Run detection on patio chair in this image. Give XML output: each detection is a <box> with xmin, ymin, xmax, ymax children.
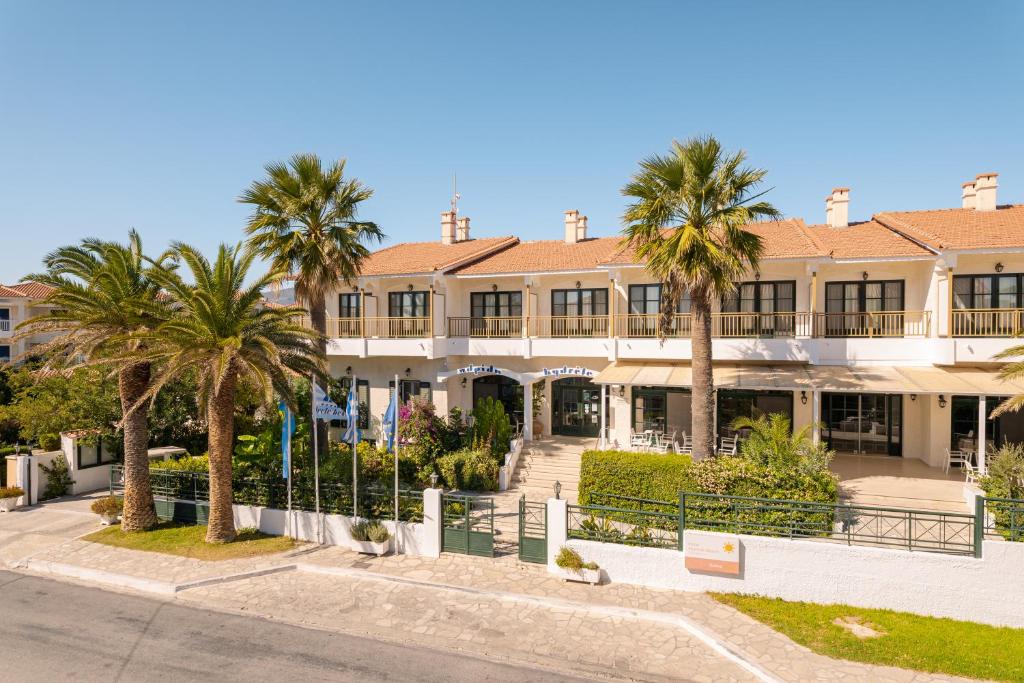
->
<box><xmin>944</xmin><ymin>448</ymin><xmax>970</xmax><ymax>474</ymax></box>
<box><xmin>629</xmin><ymin>431</ymin><xmax>650</xmax><ymax>452</ymax></box>
<box><xmin>718</xmin><ymin>436</ymin><xmax>738</xmax><ymax>456</ymax></box>
<box><xmin>962</xmin><ymin>461</ymin><xmax>978</xmax><ymax>485</ymax></box>
<box><xmin>676</xmin><ymin>435</ymin><xmax>694</xmax><ymax>455</ymax></box>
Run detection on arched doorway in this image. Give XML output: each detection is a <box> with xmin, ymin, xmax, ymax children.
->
<box><xmin>472</xmin><ymin>375</ymin><xmax>524</xmax><ymax>431</ymax></box>
<box><xmin>551</xmin><ymin>377</ymin><xmax>602</xmax><ymax>437</ymax></box>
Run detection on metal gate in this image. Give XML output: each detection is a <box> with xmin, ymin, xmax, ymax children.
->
<box><xmin>518</xmin><ymin>496</ymin><xmax>547</xmax><ymax>564</ymax></box>
<box><xmin>442</xmin><ymin>493</ymin><xmax>495</xmax><ymax>557</ymax></box>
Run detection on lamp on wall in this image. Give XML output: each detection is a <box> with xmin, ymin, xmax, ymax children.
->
<box><xmin>404</xmin><ymin>367</ymin><xmax>411</xmax><ymax>377</ymax></box>
<box><xmin>575</xmin><ymin>281</ymin><xmax>582</xmax><ymax>289</ymax></box>
<box><xmin>460</xmin><ymin>377</ymin><xmax>467</xmax><ymax>388</ymax></box>
<box><xmin>345</xmin><ymin>366</ymin><xmax>352</xmax><ymax>376</ymax></box>
<box><xmin>618</xmin><ymin>385</ymin><xmax>626</xmax><ymax>398</ymax></box>
<box><xmin>492</xmin><ymin>283</ymin><xmax>498</xmax><ymax>292</ymax></box>
<box><xmin>755</xmin><ymin>272</ymin><xmax>761</xmax><ymax>281</ymax></box>
<box><xmin>407</xmin><ymin>284</ymin><xmax>414</xmax><ymax>291</ymax></box>
<box><xmin>800</xmin><ymin>391</ymin><xmax>807</xmax><ymax>405</ymax></box>
<box><xmin>996</xmin><ymin>262</ymin><xmax>1005</xmax><ymax>273</ymax></box>
<box><xmin>938</xmin><ymin>394</ymin><xmax>947</xmax><ymax>408</ymax></box>
<box><xmin>862</xmin><ymin>271</ymin><xmax>869</xmax><ymax>281</ymax></box>
<box><xmin>910</xmin><ymin>393</ymin><xmax>917</xmax><ymax>401</ymax></box>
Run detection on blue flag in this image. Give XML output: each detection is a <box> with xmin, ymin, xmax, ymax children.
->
<box><xmin>279</xmin><ymin>401</ymin><xmax>296</xmax><ymax>479</ymax></box>
<box><xmin>342</xmin><ymin>383</ymin><xmax>361</xmax><ymax>445</ymax></box>
<box><xmin>313</xmin><ymin>382</ymin><xmax>344</xmax><ymax>421</ymax></box>
<box><xmin>381</xmin><ymin>390</ymin><xmax>397</xmax><ymax>453</ymax></box>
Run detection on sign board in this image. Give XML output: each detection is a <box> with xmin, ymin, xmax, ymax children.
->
<box><xmin>456</xmin><ymin>364</ymin><xmax>503</xmax><ymax>376</ymax></box>
<box><xmin>541</xmin><ymin>365</ymin><xmax>596</xmax><ymax>378</ymax></box>
<box><xmin>684</xmin><ymin>531</ymin><xmax>741</xmax><ymax>576</ymax></box>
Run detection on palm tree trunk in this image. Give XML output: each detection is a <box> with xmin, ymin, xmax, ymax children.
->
<box><xmin>691</xmin><ymin>295</ymin><xmax>715</xmax><ymax>460</ymax></box>
<box><xmin>206</xmin><ymin>371</ymin><xmax>238</xmax><ymax>543</ymax></box>
<box><xmin>309</xmin><ymin>291</ymin><xmax>329</xmax><ymax>460</ymax></box>
<box><xmin>118</xmin><ymin>362</ymin><xmax>158</xmax><ymax>531</ymax></box>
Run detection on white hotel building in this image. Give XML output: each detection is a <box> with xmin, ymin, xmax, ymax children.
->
<box><xmin>322</xmin><ymin>173</ymin><xmax>1024</xmax><ymax>473</ymax></box>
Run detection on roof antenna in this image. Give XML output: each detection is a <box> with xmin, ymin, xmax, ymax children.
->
<box><xmin>451</xmin><ymin>172</ymin><xmax>461</xmax><ymax>214</ymax></box>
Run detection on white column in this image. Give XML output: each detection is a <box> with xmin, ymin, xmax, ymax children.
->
<box><xmin>421</xmin><ymin>488</ymin><xmax>443</xmax><ymax>558</ymax></box>
<box><xmin>978</xmin><ymin>396</ymin><xmax>987</xmax><ymax>473</ymax></box>
<box><xmin>811</xmin><ymin>390</ymin><xmax>822</xmax><ymax>444</ymax></box>
<box><xmin>546</xmin><ymin>497</ymin><xmax>568</xmax><ymax>571</ymax></box>
<box><xmin>523</xmin><ymin>381</ymin><xmax>534</xmax><ymax>441</ymax></box>
<box><xmin>599</xmin><ymin>383</ymin><xmax>607</xmax><ymax>449</ymax></box>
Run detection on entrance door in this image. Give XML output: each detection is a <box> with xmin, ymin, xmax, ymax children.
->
<box><xmin>822</xmin><ymin>393</ymin><xmax>902</xmax><ymax>456</ymax></box>
<box><xmin>551</xmin><ymin>378</ymin><xmax>602</xmax><ymax>437</ymax></box>
<box><xmin>472</xmin><ymin>376</ymin><xmax>524</xmax><ymax>430</ymax></box>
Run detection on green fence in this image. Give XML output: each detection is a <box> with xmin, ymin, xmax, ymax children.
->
<box><xmin>567</xmin><ymin>502</ymin><xmax>679</xmax><ymax>549</ymax></box>
<box><xmin>110</xmin><ymin>466</ymin><xmax>423</xmax><ymax>523</ymax></box>
<box><xmin>983</xmin><ymin>496</ymin><xmax>1024</xmax><ymax>542</ymax></box>
<box><xmin>442</xmin><ymin>493</ymin><xmax>494</xmax><ymax>557</ymax></box>
<box><xmin>518</xmin><ymin>497</ymin><xmax>547</xmax><ymax>564</ymax></box>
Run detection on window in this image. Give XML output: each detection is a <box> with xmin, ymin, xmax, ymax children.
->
<box><xmin>338</xmin><ymin>293</ymin><xmax>360</xmax><ymax>319</ymax></box>
<box><xmin>821</xmin><ymin>393</ymin><xmax>902</xmax><ymax>456</ymax></box>
<box><xmin>716</xmin><ymin>390</ymin><xmax>793</xmax><ymax>439</ymax></box>
<box><xmin>632</xmin><ymin>386</ymin><xmax>690</xmax><ymax>435</ymax></box>
<box><xmin>721</xmin><ymin>281</ymin><xmax>796</xmax><ymax>336</ymax></box>
<box><xmin>628</xmin><ymin>284</ymin><xmax>690</xmax><ymax>315</ymax></box>
<box><xmin>388</xmin><ymin>291</ymin><xmax>428</xmax><ymax>318</ymax></box>
<box><xmin>954</xmin><ymin>274</ymin><xmax>1023</xmax><ymax>310</ymax></box>
<box><xmin>552</xmin><ymin>289</ymin><xmax>608</xmax><ymax>317</ymax></box>
<box><xmin>824</xmin><ymin>280</ymin><xmax>904</xmax><ymax>335</ymax></box>
<box><xmin>334</xmin><ymin>378</ymin><xmax>369</xmax><ymax>430</ymax></box>
<box><xmin>389</xmin><ymin>379</ymin><xmax>432</xmax><ymax>404</ymax></box>
<box><xmin>470</xmin><ymin>291</ymin><xmax>522</xmax><ymax>318</ymax></box>
<box><xmin>0</xmin><ymin>345</ymin><xmax>9</xmax><ymax>363</ymax></box>
<box><xmin>77</xmin><ymin>437</ymin><xmax>118</xmax><ymax>469</ymax></box>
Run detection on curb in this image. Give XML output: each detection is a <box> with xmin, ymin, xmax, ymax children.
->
<box><xmin>20</xmin><ymin>559</ymin><xmax>297</xmax><ymax>595</ymax></box>
<box><xmin>296</xmin><ymin>563</ymin><xmax>781</xmax><ymax>683</ymax></box>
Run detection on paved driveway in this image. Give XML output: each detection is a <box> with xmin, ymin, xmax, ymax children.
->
<box><xmin>0</xmin><ymin>494</ymin><xmax>103</xmax><ymax>566</ymax></box>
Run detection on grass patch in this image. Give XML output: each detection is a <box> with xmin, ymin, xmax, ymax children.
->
<box><xmin>713</xmin><ymin>593</ymin><xmax>1024</xmax><ymax>682</ymax></box>
<box><xmin>83</xmin><ymin>522</ymin><xmax>296</xmax><ymax>561</ymax></box>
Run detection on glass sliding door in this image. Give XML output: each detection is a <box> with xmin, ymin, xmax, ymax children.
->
<box><xmin>551</xmin><ymin>288</ymin><xmax>607</xmax><ymax>336</ymax></box>
<box><xmin>824</xmin><ymin>280</ymin><xmax>904</xmax><ymax>336</ymax></box>
<box><xmin>822</xmin><ymin>393</ymin><xmax>902</xmax><ymax>456</ymax></box>
<box><xmin>551</xmin><ymin>378</ymin><xmax>603</xmax><ymax>437</ymax></box>
<box><xmin>716</xmin><ymin>390</ymin><xmax>794</xmax><ymax>439</ymax></box>
<box><xmin>721</xmin><ymin>281</ymin><xmax>796</xmax><ymax>337</ymax></box>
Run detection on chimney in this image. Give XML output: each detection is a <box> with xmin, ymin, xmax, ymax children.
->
<box><xmin>564</xmin><ymin>209</ymin><xmax>580</xmax><ymax>244</ymax></box>
<box><xmin>456</xmin><ymin>216</ymin><xmax>471</xmax><ymax>242</ymax></box>
<box><xmin>441</xmin><ymin>210</ymin><xmax>457</xmax><ymax>245</ymax></box>
<box><xmin>961</xmin><ymin>181</ymin><xmax>977</xmax><ymax>209</ymax></box>
<box><xmin>828</xmin><ymin>187</ymin><xmax>849</xmax><ymax>228</ymax></box>
<box><xmin>974</xmin><ymin>173</ymin><xmax>998</xmax><ymax>211</ymax></box>
<box><xmin>825</xmin><ymin>195</ymin><xmax>833</xmax><ymax>226</ymax></box>
<box><xmin>576</xmin><ymin>215</ymin><xmax>588</xmax><ymax>241</ymax></box>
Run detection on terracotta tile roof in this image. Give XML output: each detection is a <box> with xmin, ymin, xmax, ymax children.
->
<box><xmin>601</xmin><ymin>219</ymin><xmax>827</xmax><ymax>265</ymax></box>
<box><xmin>358</xmin><ymin>237</ymin><xmax>518</xmax><ymax>276</ymax></box>
<box><xmin>0</xmin><ymin>282</ymin><xmax>54</xmax><ymax>298</ymax></box>
<box><xmin>805</xmin><ymin>220</ymin><xmax>935</xmax><ymax>259</ymax></box>
<box><xmin>874</xmin><ymin>204</ymin><xmax>1024</xmax><ymax>250</ymax></box>
<box><xmin>452</xmin><ymin>236</ymin><xmax>624</xmax><ymax>275</ymax></box>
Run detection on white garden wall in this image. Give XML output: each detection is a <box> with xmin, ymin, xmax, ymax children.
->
<box><xmin>547</xmin><ymin>498</ymin><xmax>1024</xmax><ymax>628</ymax></box>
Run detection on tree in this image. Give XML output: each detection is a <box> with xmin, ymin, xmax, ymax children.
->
<box><xmin>19</xmin><ymin>231</ymin><xmax>169</xmax><ymax>530</ymax></box>
<box><xmin>239</xmin><ymin>154</ymin><xmax>383</xmax><ymax>458</ymax></box>
<box><xmin>139</xmin><ymin>243</ymin><xmax>323</xmax><ymax>543</ymax></box>
<box><xmin>620</xmin><ymin>136</ymin><xmax>780</xmax><ymax>460</ymax></box>
<box><xmin>991</xmin><ymin>344</ymin><xmax>1024</xmax><ymax>418</ymax></box>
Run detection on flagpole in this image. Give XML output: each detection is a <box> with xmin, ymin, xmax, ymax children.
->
<box><xmin>352</xmin><ymin>375</ymin><xmax>359</xmax><ymax>522</ymax></box>
<box><xmin>393</xmin><ymin>373</ymin><xmax>400</xmax><ymax>552</ymax></box>
<box><xmin>312</xmin><ymin>375</ymin><xmax>321</xmax><ymax>544</ymax></box>
<box><xmin>287</xmin><ymin>411</ymin><xmax>293</xmax><ymax>540</ymax></box>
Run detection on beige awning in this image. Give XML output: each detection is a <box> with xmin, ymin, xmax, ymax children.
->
<box><xmin>593</xmin><ymin>362</ymin><xmax>1024</xmax><ymax>396</ymax></box>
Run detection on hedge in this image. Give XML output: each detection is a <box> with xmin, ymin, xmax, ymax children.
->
<box><xmin>578</xmin><ymin>450</ymin><xmax>695</xmax><ymax>507</ymax></box>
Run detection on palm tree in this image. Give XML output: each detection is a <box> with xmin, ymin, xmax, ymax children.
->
<box><xmin>239</xmin><ymin>154</ymin><xmax>383</xmax><ymax>456</ymax></box>
<box><xmin>991</xmin><ymin>344</ymin><xmax>1024</xmax><ymax>417</ymax></box>
<box><xmin>139</xmin><ymin>243</ymin><xmax>323</xmax><ymax>543</ymax></box>
<box><xmin>19</xmin><ymin>231</ymin><xmax>168</xmax><ymax>531</ymax></box>
<box><xmin>621</xmin><ymin>136</ymin><xmax>781</xmax><ymax>460</ymax></box>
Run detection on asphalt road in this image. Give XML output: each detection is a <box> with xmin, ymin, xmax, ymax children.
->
<box><xmin>0</xmin><ymin>570</ymin><xmax>593</xmax><ymax>682</ymax></box>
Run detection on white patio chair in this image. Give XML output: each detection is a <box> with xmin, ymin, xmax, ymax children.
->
<box><xmin>944</xmin><ymin>448</ymin><xmax>970</xmax><ymax>474</ymax></box>
<box><xmin>630</xmin><ymin>430</ymin><xmax>650</xmax><ymax>452</ymax></box>
<box><xmin>962</xmin><ymin>461</ymin><xmax>978</xmax><ymax>485</ymax></box>
<box><xmin>676</xmin><ymin>435</ymin><xmax>694</xmax><ymax>455</ymax></box>
<box><xmin>718</xmin><ymin>436</ymin><xmax>738</xmax><ymax>456</ymax></box>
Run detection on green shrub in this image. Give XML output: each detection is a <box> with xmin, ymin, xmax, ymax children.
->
<box><xmin>734</xmin><ymin>413</ymin><xmax>833</xmax><ymax>475</ymax></box>
<box><xmin>437</xmin><ymin>448</ymin><xmax>499</xmax><ymax>491</ymax></box>
<box><xmin>351</xmin><ymin>520</ymin><xmax>391</xmax><ymax>543</ymax></box>
<box><xmin>688</xmin><ymin>455</ymin><xmax>838</xmax><ymax>503</ymax></box>
<box><xmin>555</xmin><ymin>546</ymin><xmax>598</xmax><ymax>573</ymax></box>
<box><xmin>151</xmin><ymin>455</ymin><xmax>210</xmax><ymax>472</ymax></box>
<box><xmin>0</xmin><ymin>486</ymin><xmax>24</xmax><ymax>498</ymax></box>
<box><xmin>90</xmin><ymin>495</ymin><xmax>123</xmax><ymax>515</ymax></box>
<box><xmin>39</xmin><ymin>433</ymin><xmax>61</xmax><ymax>451</ymax></box>
<box><xmin>980</xmin><ymin>443</ymin><xmax>1024</xmax><ymax>500</ymax></box>
<box><xmin>39</xmin><ymin>452</ymin><xmax>73</xmax><ymax>499</ymax></box>
<box><xmin>578</xmin><ymin>450</ymin><xmax>695</xmax><ymax>506</ymax></box>
<box><xmin>469</xmin><ymin>396</ymin><xmax>512</xmax><ymax>459</ymax></box>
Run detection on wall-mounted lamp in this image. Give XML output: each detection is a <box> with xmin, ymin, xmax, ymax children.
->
<box><xmin>910</xmin><ymin>393</ymin><xmax>917</xmax><ymax>401</ymax></box>
<box><xmin>492</xmin><ymin>284</ymin><xmax>498</xmax><ymax>292</ymax></box>
<box><xmin>345</xmin><ymin>366</ymin><xmax>352</xmax><ymax>376</ymax></box>
<box><xmin>575</xmin><ymin>281</ymin><xmax>582</xmax><ymax>289</ymax></box>
<box><xmin>800</xmin><ymin>391</ymin><xmax>807</xmax><ymax>405</ymax></box>
<box><xmin>755</xmin><ymin>272</ymin><xmax>761</xmax><ymax>281</ymax></box>
<box><xmin>460</xmin><ymin>377</ymin><xmax>467</xmax><ymax>388</ymax></box>
<box><xmin>352</xmin><ymin>286</ymin><xmax>359</xmax><ymax>293</ymax></box>
<box><xmin>407</xmin><ymin>284</ymin><xmax>414</xmax><ymax>291</ymax></box>
<box><xmin>553</xmin><ymin>480</ymin><xmax>562</xmax><ymax>500</ymax></box>
<box><xmin>938</xmin><ymin>394</ymin><xmax>947</xmax><ymax>409</ymax></box>
<box><xmin>862</xmin><ymin>271</ymin><xmax>869</xmax><ymax>281</ymax></box>
<box><xmin>996</xmin><ymin>262</ymin><xmax>1005</xmax><ymax>273</ymax></box>
<box><xmin>404</xmin><ymin>367</ymin><xmax>412</xmax><ymax>377</ymax></box>
<box><xmin>618</xmin><ymin>385</ymin><xmax>626</xmax><ymax>398</ymax></box>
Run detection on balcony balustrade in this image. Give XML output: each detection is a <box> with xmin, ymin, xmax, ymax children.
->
<box><xmin>951</xmin><ymin>309</ymin><xmax>1024</xmax><ymax>337</ymax></box>
<box><xmin>813</xmin><ymin>311</ymin><xmax>931</xmax><ymax>338</ymax></box>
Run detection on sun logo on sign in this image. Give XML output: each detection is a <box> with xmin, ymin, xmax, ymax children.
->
<box><xmin>722</xmin><ymin>542</ymin><xmax>735</xmax><ymax>554</ymax></box>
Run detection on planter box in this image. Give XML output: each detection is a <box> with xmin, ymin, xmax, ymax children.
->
<box><xmin>0</xmin><ymin>496</ymin><xmax>19</xmax><ymax>513</ymax></box>
<box><xmin>349</xmin><ymin>538</ymin><xmax>392</xmax><ymax>556</ymax></box>
<box><xmin>556</xmin><ymin>567</ymin><xmax>602</xmax><ymax>585</ymax></box>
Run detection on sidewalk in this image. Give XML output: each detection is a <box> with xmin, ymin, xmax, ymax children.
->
<box><xmin>3</xmin><ymin>497</ymin><xmax>976</xmax><ymax>683</ymax></box>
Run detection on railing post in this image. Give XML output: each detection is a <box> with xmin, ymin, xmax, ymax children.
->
<box><xmin>974</xmin><ymin>495</ymin><xmax>985</xmax><ymax>558</ymax></box>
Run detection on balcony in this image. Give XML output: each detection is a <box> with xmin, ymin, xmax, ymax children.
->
<box><xmin>0</xmin><ymin>319</ymin><xmax>11</xmax><ymax>337</ymax></box>
<box><xmin>813</xmin><ymin>311</ymin><xmax>931</xmax><ymax>338</ymax></box>
<box><xmin>321</xmin><ymin>316</ymin><xmax>431</xmax><ymax>339</ymax></box>
<box><xmin>952</xmin><ymin>309</ymin><xmax>1024</xmax><ymax>337</ymax></box>
<box><xmin>447</xmin><ymin>316</ymin><xmax>522</xmax><ymax>338</ymax></box>
<box><xmin>614</xmin><ymin>312</ymin><xmax>813</xmax><ymax>339</ymax></box>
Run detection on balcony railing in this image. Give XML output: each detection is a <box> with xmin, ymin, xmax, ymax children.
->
<box><xmin>614</xmin><ymin>312</ymin><xmax>812</xmax><ymax>338</ymax></box>
<box><xmin>531</xmin><ymin>315</ymin><xmax>610</xmax><ymax>338</ymax></box>
<box><xmin>0</xmin><ymin>320</ymin><xmax>10</xmax><ymax>334</ymax></box>
<box><xmin>952</xmin><ymin>308</ymin><xmax>1024</xmax><ymax>337</ymax></box>
<box><xmin>447</xmin><ymin>316</ymin><xmax>522</xmax><ymax>338</ymax></box>
<box><xmin>315</xmin><ymin>316</ymin><xmax>430</xmax><ymax>339</ymax></box>
<box><xmin>814</xmin><ymin>311</ymin><xmax>931</xmax><ymax>338</ymax></box>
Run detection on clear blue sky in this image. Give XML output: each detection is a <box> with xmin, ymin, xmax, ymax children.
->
<box><xmin>2</xmin><ymin>1</ymin><xmax>1022</xmax><ymax>283</ymax></box>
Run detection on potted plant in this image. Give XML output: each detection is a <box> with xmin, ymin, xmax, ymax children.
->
<box><xmin>555</xmin><ymin>546</ymin><xmax>601</xmax><ymax>585</ymax></box>
<box><xmin>349</xmin><ymin>520</ymin><xmax>392</xmax><ymax>556</ymax></box>
<box><xmin>90</xmin><ymin>495</ymin><xmax>123</xmax><ymax>525</ymax></box>
<box><xmin>0</xmin><ymin>486</ymin><xmax>24</xmax><ymax>512</ymax></box>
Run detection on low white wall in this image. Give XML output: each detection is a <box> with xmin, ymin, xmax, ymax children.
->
<box><xmin>231</xmin><ymin>487</ymin><xmax>443</xmax><ymax>558</ymax></box>
<box><xmin>547</xmin><ymin>499</ymin><xmax>1024</xmax><ymax>628</ymax></box>
<box><xmin>71</xmin><ymin>464</ymin><xmax>112</xmax><ymax>495</ymax></box>
<box><xmin>498</xmin><ymin>437</ymin><xmax>524</xmax><ymax>491</ymax></box>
